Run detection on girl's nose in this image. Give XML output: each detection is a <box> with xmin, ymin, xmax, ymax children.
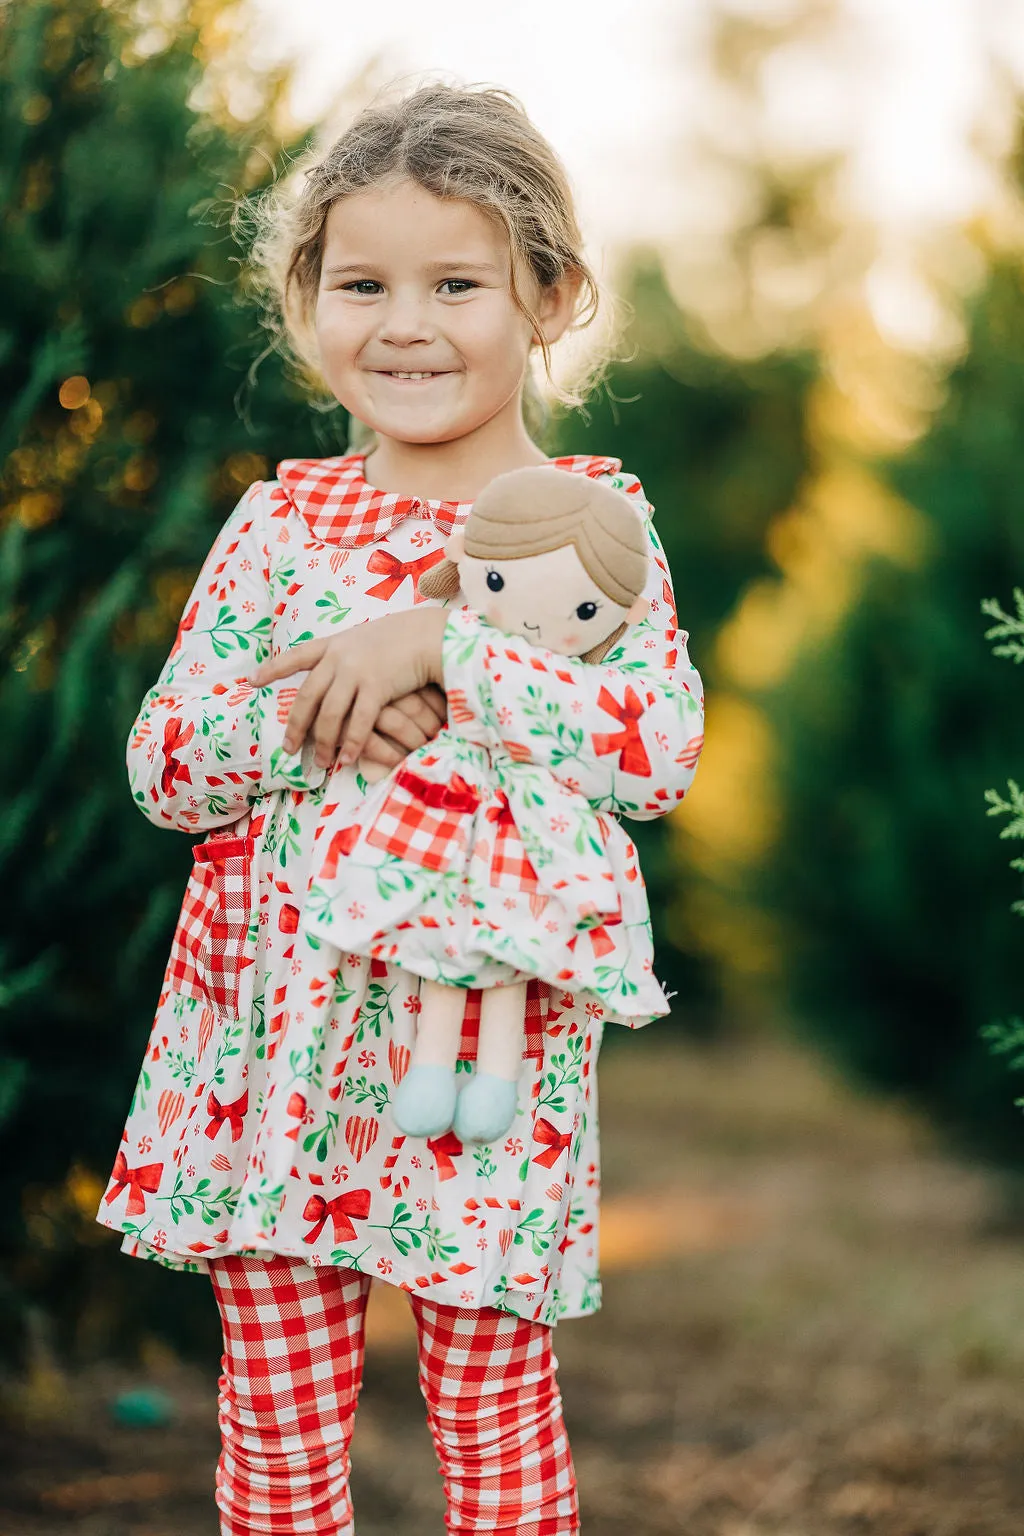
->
<box><xmin>376</xmin><ymin>295</ymin><xmax>434</xmax><ymax>348</ymax></box>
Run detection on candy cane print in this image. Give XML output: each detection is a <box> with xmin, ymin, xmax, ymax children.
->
<box><xmin>461</xmin><ymin>1195</ymin><xmax>523</xmax><ymax>1229</ymax></box>
<box><xmin>379</xmin><ymin>1135</ymin><xmax>410</xmax><ymax>1196</ymax></box>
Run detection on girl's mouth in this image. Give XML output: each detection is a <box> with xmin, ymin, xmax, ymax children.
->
<box><xmin>377</xmin><ymin>371</ymin><xmax>449</xmax><ymax>382</ymax></box>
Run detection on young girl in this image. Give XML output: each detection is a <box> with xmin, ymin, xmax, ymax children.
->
<box><xmin>98</xmin><ymin>82</ymin><xmax>704</xmax><ymax>1536</ymax></box>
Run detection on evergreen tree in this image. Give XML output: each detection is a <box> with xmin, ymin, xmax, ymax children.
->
<box><xmin>0</xmin><ymin>0</ymin><xmax>337</xmax><ymax>1357</ymax></box>
<box><xmin>554</xmin><ymin>256</ymin><xmax>814</xmax><ymax>1019</ymax></box>
<box><xmin>743</xmin><ymin>261</ymin><xmax>1024</xmax><ymax>1167</ymax></box>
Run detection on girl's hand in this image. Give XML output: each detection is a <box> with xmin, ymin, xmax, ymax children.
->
<box><xmin>252</xmin><ymin>608</ymin><xmax>448</xmax><ymax>769</ymax></box>
<box><xmin>360</xmin><ymin>684</ymin><xmax>448</xmax><ymax>773</ymax></box>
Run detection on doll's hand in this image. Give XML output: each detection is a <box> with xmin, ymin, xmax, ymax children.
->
<box><xmin>360</xmin><ymin>685</ymin><xmax>447</xmax><ymax>776</ymax></box>
<box><xmin>252</xmin><ymin>608</ymin><xmax>448</xmax><ymax>769</ymax></box>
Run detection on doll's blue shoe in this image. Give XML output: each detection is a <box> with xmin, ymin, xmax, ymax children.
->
<box><xmin>392</xmin><ymin>1065</ymin><xmax>458</xmax><ymax>1138</ymax></box>
<box><xmin>453</xmin><ymin>1073</ymin><xmax>518</xmax><ymax>1145</ymax></box>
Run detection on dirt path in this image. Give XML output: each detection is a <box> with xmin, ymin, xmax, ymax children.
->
<box><xmin>4</xmin><ymin>1029</ymin><xmax>1024</xmax><ymax>1534</ymax></box>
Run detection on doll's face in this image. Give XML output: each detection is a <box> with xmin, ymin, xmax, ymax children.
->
<box><xmin>454</xmin><ymin>540</ymin><xmax>645</xmax><ymax>656</ymax></box>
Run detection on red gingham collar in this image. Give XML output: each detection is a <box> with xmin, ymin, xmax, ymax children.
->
<box><xmin>275</xmin><ymin>450</ymin><xmax>624</xmax><ymax>546</ymax></box>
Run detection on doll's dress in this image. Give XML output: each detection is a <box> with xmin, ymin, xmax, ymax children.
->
<box><xmin>301</xmin><ymin>729</ymin><xmax>670</xmax><ymax>1023</ymax></box>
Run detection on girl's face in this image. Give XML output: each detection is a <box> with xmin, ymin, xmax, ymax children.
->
<box><xmin>314</xmin><ymin>179</ymin><xmax>573</xmax><ymax>447</ymax></box>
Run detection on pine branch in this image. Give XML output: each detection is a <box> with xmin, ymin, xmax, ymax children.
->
<box><xmin>982</xmin><ymin>590</ymin><xmax>1024</xmax><ymax>663</ymax></box>
<box><xmin>984</xmin><ymin>779</ymin><xmax>1024</xmax><ymax>841</ymax></box>
<box><xmin>980</xmin><ymin>1018</ymin><xmax>1024</xmax><ymax>1073</ymax></box>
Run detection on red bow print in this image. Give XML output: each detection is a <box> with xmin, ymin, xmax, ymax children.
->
<box><xmin>591</xmin><ymin>685</ymin><xmax>652</xmax><ymax>777</ymax></box>
<box><xmin>396</xmin><ymin>767</ymin><xmax>480</xmax><ymax>814</ymax></box>
<box><xmin>204</xmin><ymin>1089</ymin><xmax>248</xmax><ymax>1142</ymax></box>
<box><xmin>105</xmin><ymin>1152</ymin><xmax>164</xmax><ymax>1216</ymax></box>
<box><xmin>568</xmin><ymin>925</ymin><xmax>617</xmax><ymax>959</ymax></box>
<box><xmin>484</xmin><ymin>793</ymin><xmax>517</xmax><ymax>830</ymax></box>
<box><xmin>531</xmin><ymin>1119</ymin><xmax>573</xmax><ymax>1168</ymax></box>
<box><xmin>161</xmin><ymin>717</ymin><xmax>194</xmax><ymax>797</ymax></box>
<box><xmin>321</xmin><ymin>822</ymin><xmax>361</xmax><ymax>880</ymax></box>
<box><xmin>427</xmin><ymin>1130</ymin><xmax>464</xmax><ymax>1182</ymax></box>
<box><xmin>302</xmin><ymin>1188</ymin><xmax>372</xmax><ymax>1245</ymax></box>
<box><xmin>365</xmin><ymin>547</ymin><xmax>445</xmax><ymax>601</ymax></box>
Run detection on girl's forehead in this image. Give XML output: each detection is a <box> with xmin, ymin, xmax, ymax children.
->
<box><xmin>323</xmin><ymin>180</ymin><xmax>510</xmax><ymax>269</ymax></box>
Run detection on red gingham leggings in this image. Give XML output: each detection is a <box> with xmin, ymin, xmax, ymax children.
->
<box><xmin>209</xmin><ymin>1255</ymin><xmax>579</xmax><ymax>1536</ymax></box>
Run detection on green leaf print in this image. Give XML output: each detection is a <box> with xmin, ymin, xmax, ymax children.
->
<box><xmin>513</xmin><ymin>1206</ymin><xmax>559</xmax><ymax>1259</ymax></box>
<box><xmin>315</xmin><ymin>591</ymin><xmax>352</xmax><ymax>625</ymax></box>
<box><xmin>128</xmin><ymin>1066</ymin><xmax>152</xmax><ymax>1117</ymax></box>
<box><xmin>369</xmin><ymin>1201</ymin><xmax>458</xmax><ymax>1262</ymax></box>
<box><xmin>162</xmin><ymin>1173</ymin><xmax>239</xmax><ymax>1226</ymax></box>
<box><xmin>517</xmin><ymin>684</ymin><xmax>586</xmax><ymax>768</ymax></box>
<box><xmin>473</xmin><ymin>1146</ymin><xmax>497</xmax><ymax>1182</ymax></box>
<box><xmin>330</xmin><ymin>1244</ymin><xmax>372</xmax><ymax>1271</ymax></box>
<box><xmin>343</xmin><ymin>1075</ymin><xmax>389</xmax><ymax>1114</ymax></box>
<box><xmin>211</xmin><ymin>1020</ymin><xmax>246</xmax><ymax>1088</ymax></box>
<box><xmin>164</xmin><ymin>1048</ymin><xmax>199</xmax><ymax>1089</ymax></box>
<box><xmin>356</xmin><ymin>980</ymin><xmax>396</xmax><ymax>1038</ymax></box>
<box><xmin>199</xmin><ymin>604</ymin><xmax>272</xmax><ymax>661</ymax></box>
<box><xmin>277</xmin><ymin>813</ymin><xmax>303</xmax><ymax>868</ymax></box>
<box><xmin>244</xmin><ymin>1181</ymin><xmax>285</xmax><ymax>1232</ymax></box>
<box><xmin>302</xmin><ymin>1109</ymin><xmax>340</xmax><ymax>1163</ymax></box>
<box><xmin>537</xmin><ymin>1037</ymin><xmax>583</xmax><ymax>1113</ymax></box>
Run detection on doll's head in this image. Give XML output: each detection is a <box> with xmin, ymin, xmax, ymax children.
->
<box><xmin>418</xmin><ymin>466</ymin><xmax>649</xmax><ymax>663</ymax></box>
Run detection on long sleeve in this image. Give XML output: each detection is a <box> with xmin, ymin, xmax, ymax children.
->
<box><xmin>442</xmin><ymin>492</ymin><xmax>704</xmax><ymax>821</ymax></box>
<box><xmin>127</xmin><ymin>481</ymin><xmax>323</xmax><ymax>833</ymax></box>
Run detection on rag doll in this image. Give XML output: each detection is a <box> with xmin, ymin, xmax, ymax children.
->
<box><xmin>302</xmin><ymin>466</ymin><xmax>669</xmax><ymax>1144</ymax></box>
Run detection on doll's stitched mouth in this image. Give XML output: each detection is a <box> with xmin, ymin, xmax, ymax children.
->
<box><xmin>523</xmin><ymin>622</ymin><xmax>541</xmax><ymax>634</ymax></box>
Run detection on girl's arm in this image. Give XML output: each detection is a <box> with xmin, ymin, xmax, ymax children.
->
<box><xmin>442</xmin><ymin>509</ymin><xmax>704</xmax><ymax>821</ymax></box>
<box><xmin>127</xmin><ymin>482</ymin><xmax>320</xmax><ymax>833</ymax></box>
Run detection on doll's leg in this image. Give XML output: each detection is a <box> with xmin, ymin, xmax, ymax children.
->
<box><xmin>210</xmin><ymin>1255</ymin><xmax>371</xmax><ymax>1536</ymax></box>
<box><xmin>392</xmin><ymin>978</ymin><xmax>464</xmax><ymax>1137</ymax></box>
<box><xmin>412</xmin><ymin>1296</ymin><xmax>580</xmax><ymax>1535</ymax></box>
<box><xmin>452</xmin><ymin>982</ymin><xmax>527</xmax><ymax>1145</ymax></box>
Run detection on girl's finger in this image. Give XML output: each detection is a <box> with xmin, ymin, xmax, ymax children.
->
<box><xmin>417</xmin><ymin>683</ymin><xmax>448</xmax><ymax>725</ymax></box>
<box><xmin>312</xmin><ymin>676</ymin><xmax>358</xmax><ymax>768</ymax></box>
<box><xmin>282</xmin><ymin>658</ymin><xmax>336</xmax><ymax>754</ymax></box>
<box><xmin>390</xmin><ymin>691</ymin><xmax>445</xmax><ymax>738</ymax></box>
<box><xmin>373</xmin><ymin>702</ymin><xmax>432</xmax><ymax>753</ymax></box>
<box><xmin>252</xmin><ymin>639</ymin><xmax>329</xmax><ymax>687</ymax></box>
<box><xmin>360</xmin><ymin>732</ymin><xmax>405</xmax><ymax>770</ymax></box>
<box><xmin>338</xmin><ymin>685</ymin><xmax>385</xmax><ymax>767</ymax></box>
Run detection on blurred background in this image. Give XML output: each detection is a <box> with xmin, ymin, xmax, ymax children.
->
<box><xmin>3</xmin><ymin>0</ymin><xmax>1024</xmax><ymax>1530</ymax></box>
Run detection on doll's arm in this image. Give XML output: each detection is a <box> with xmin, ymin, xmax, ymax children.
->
<box><xmin>441</xmin><ymin>507</ymin><xmax>704</xmax><ymax>822</ymax></box>
<box><xmin>127</xmin><ymin>482</ymin><xmax>324</xmax><ymax>833</ymax></box>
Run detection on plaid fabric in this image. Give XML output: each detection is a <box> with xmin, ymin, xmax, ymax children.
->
<box><xmin>276</xmin><ymin>451</ymin><xmax>623</xmax><ymax>548</ymax></box>
<box><xmin>209</xmin><ymin>1255</ymin><xmax>579</xmax><ymax>1536</ymax></box>
<box><xmin>487</xmin><ymin>794</ymin><xmax>540</xmax><ymax>893</ymax></box>
<box><xmin>411</xmin><ymin>1292</ymin><xmax>579</xmax><ymax>1535</ymax></box>
<box><xmin>458</xmin><ymin>980</ymin><xmax>547</xmax><ymax>1063</ymax></box>
<box><xmin>365</xmin><ymin>768</ymin><xmax>479</xmax><ymax>874</ymax></box>
<box><xmin>167</xmin><ymin>835</ymin><xmax>254</xmax><ymax>1019</ymax></box>
<box><xmin>210</xmin><ymin>1256</ymin><xmax>371</xmax><ymax>1535</ymax></box>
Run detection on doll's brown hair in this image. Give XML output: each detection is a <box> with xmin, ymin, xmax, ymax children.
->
<box><xmin>419</xmin><ymin>466</ymin><xmax>648</xmax><ymax>663</ymax></box>
<box><xmin>247</xmin><ymin>82</ymin><xmax>607</xmax><ymax>410</ymax></box>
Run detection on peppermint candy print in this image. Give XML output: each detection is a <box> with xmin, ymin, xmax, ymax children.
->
<box><xmin>97</xmin><ymin>452</ymin><xmax>704</xmax><ymax>1325</ymax></box>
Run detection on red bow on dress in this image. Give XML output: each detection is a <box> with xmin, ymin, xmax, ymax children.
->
<box><xmin>105</xmin><ymin>1152</ymin><xmax>164</xmax><ymax>1216</ymax></box>
<box><xmin>161</xmin><ymin>717</ymin><xmax>194</xmax><ymax>797</ymax></box>
<box><xmin>364</xmin><ymin>547</ymin><xmax>446</xmax><ymax>601</ymax></box>
<box><xmin>427</xmin><ymin>1130</ymin><xmax>464</xmax><ymax>1182</ymax></box>
<box><xmin>204</xmin><ymin>1089</ymin><xmax>248</xmax><ymax>1142</ymax></box>
<box><xmin>531</xmin><ymin>1119</ymin><xmax>573</xmax><ymax>1168</ymax></box>
<box><xmin>395</xmin><ymin>768</ymin><xmax>480</xmax><ymax>813</ymax></box>
<box><xmin>591</xmin><ymin>685</ymin><xmax>652</xmax><ymax>778</ymax></box>
<box><xmin>302</xmin><ymin>1188</ymin><xmax>372</xmax><ymax>1245</ymax></box>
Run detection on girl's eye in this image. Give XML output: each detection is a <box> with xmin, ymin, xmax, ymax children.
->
<box><xmin>575</xmin><ymin>601</ymin><xmax>598</xmax><ymax>621</ymax></box>
<box><xmin>343</xmin><ymin>280</ymin><xmax>383</xmax><ymax>295</ymax></box>
<box><xmin>439</xmin><ymin>279</ymin><xmax>477</xmax><ymax>296</ymax></box>
<box><xmin>486</xmin><ymin>570</ymin><xmax>505</xmax><ymax>592</ymax></box>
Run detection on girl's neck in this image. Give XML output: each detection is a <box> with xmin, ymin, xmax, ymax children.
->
<box><xmin>362</xmin><ymin>411</ymin><xmax>550</xmax><ymax>504</ymax></box>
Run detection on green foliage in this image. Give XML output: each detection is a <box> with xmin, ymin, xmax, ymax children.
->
<box><xmin>553</xmin><ymin>256</ymin><xmax>815</xmax><ymax>1019</ymax></box>
<box><xmin>0</xmin><ymin>0</ymin><xmax>339</xmax><ymax>1356</ymax></box>
<box><xmin>744</xmin><ymin>261</ymin><xmax>1024</xmax><ymax>1167</ymax></box>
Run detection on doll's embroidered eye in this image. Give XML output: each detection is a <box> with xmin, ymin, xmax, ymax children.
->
<box><xmin>486</xmin><ymin>569</ymin><xmax>505</xmax><ymax>592</ymax></box>
<box><xmin>575</xmin><ymin>601</ymin><xmax>598</xmax><ymax>621</ymax></box>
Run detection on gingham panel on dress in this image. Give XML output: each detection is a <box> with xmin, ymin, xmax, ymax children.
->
<box><xmin>412</xmin><ymin>1295</ymin><xmax>579</xmax><ymax>1536</ymax></box>
<box><xmin>166</xmin><ymin>860</ymin><xmax>219</xmax><ymax>1000</ymax></box>
<box><xmin>487</xmin><ymin>795</ymin><xmax>541</xmax><ymax>893</ymax></box>
<box><xmin>276</xmin><ymin>451</ymin><xmax>624</xmax><ymax>548</ymax></box>
<box><xmin>194</xmin><ymin>836</ymin><xmax>255</xmax><ymax>1017</ymax></box>
<box><xmin>210</xmin><ymin>1255</ymin><xmax>371</xmax><ymax>1536</ymax></box>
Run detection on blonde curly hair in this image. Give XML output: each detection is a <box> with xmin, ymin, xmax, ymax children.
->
<box><xmin>245</xmin><ymin>80</ymin><xmax>611</xmax><ymax>426</ymax></box>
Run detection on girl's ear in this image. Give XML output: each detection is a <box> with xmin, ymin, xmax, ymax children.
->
<box><xmin>626</xmin><ymin>596</ymin><xmax>650</xmax><ymax>625</ymax></box>
<box><xmin>533</xmin><ymin>269</ymin><xmax>583</xmax><ymax>348</ymax></box>
<box><xmin>445</xmin><ymin>529</ymin><xmax>466</xmax><ymax>561</ymax></box>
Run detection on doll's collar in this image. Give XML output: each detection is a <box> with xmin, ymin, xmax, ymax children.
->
<box><xmin>274</xmin><ymin>451</ymin><xmax>624</xmax><ymax>547</ymax></box>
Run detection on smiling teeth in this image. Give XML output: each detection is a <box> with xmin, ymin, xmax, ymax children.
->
<box><xmin>390</xmin><ymin>371</ymin><xmax>435</xmax><ymax>379</ymax></box>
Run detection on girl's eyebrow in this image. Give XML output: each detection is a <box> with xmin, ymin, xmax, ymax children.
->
<box><xmin>323</xmin><ymin>260</ymin><xmax>501</xmax><ymax>277</ymax></box>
